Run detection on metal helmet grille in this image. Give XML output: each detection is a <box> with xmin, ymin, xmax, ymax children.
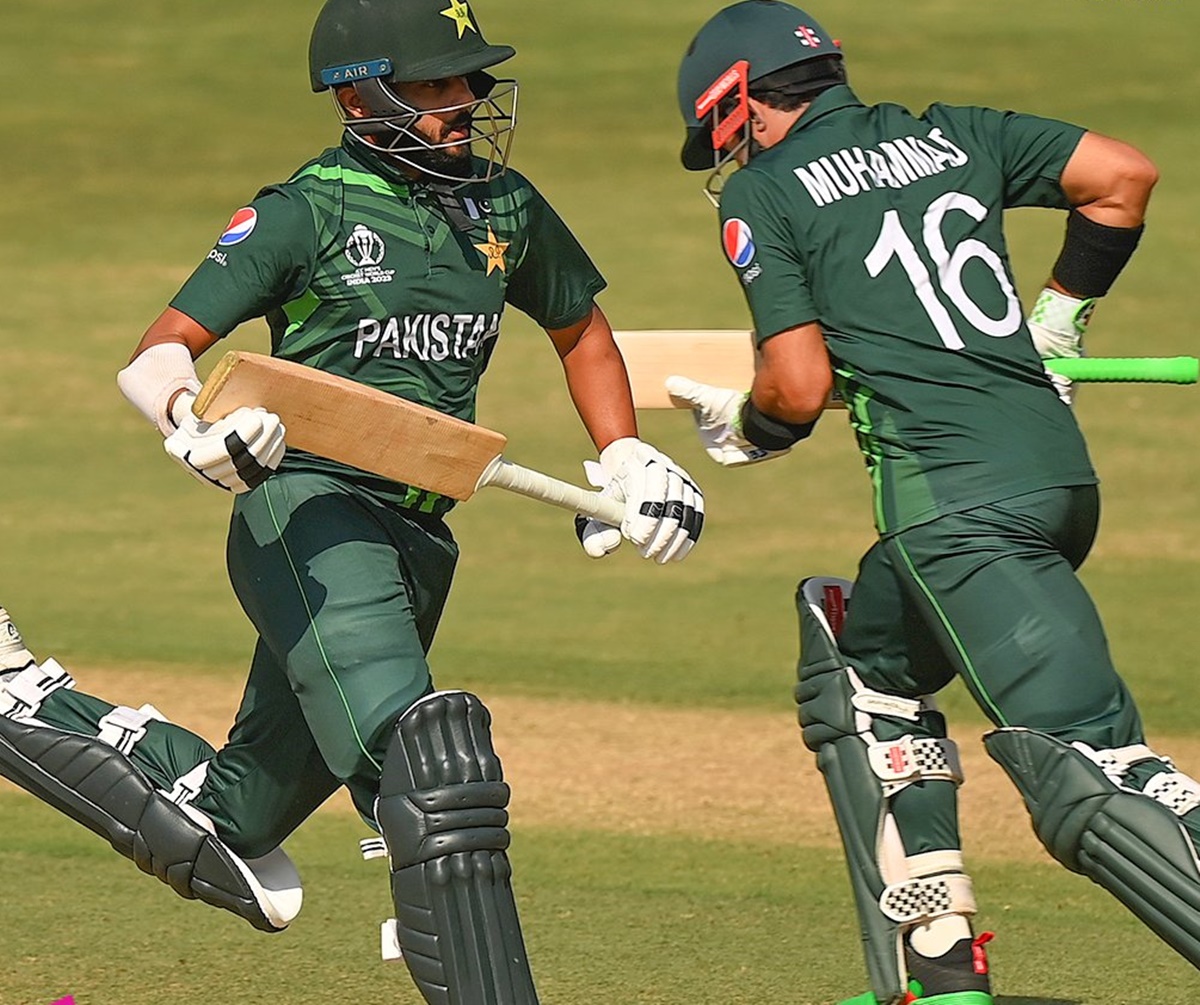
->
<box><xmin>336</xmin><ymin>76</ymin><xmax>518</xmax><ymax>186</ymax></box>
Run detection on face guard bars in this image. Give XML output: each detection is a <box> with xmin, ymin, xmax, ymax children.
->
<box><xmin>695</xmin><ymin>60</ymin><xmax>752</xmax><ymax>208</ymax></box>
<box><xmin>335</xmin><ymin>74</ymin><xmax>518</xmax><ymax>186</ymax></box>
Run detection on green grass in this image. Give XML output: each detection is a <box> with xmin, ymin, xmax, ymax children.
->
<box><xmin>2</xmin><ymin>0</ymin><xmax>1199</xmax><ymax>1002</ymax></box>
<box><xmin>2</xmin><ymin>795</ymin><xmax>1194</xmax><ymax>1005</ymax></box>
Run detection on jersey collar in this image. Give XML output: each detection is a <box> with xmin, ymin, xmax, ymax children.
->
<box><xmin>340</xmin><ymin>136</ymin><xmax>416</xmax><ymax>195</ymax></box>
<box><xmin>786</xmin><ymin>84</ymin><xmax>864</xmax><ymax>137</ymax></box>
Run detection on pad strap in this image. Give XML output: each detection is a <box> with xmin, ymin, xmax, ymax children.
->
<box><xmin>96</xmin><ymin>704</ymin><xmax>167</xmax><ymax>755</ymax></box>
<box><xmin>1074</xmin><ymin>741</ymin><xmax>1200</xmax><ymax>816</ymax></box>
<box><xmin>163</xmin><ymin>760</ymin><xmax>211</xmax><ymax>806</ymax></box>
<box><xmin>0</xmin><ymin>659</ymin><xmax>75</xmax><ymax>719</ymax></box>
<box><xmin>1143</xmin><ymin>772</ymin><xmax>1200</xmax><ymax>817</ymax></box>
<box><xmin>868</xmin><ymin>735</ymin><xmax>963</xmax><ymax>794</ymax></box>
<box><xmin>880</xmin><ymin>873</ymin><xmax>977</xmax><ymax>925</ymax></box>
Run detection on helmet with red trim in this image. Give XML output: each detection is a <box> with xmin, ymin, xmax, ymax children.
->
<box><xmin>677</xmin><ymin>1</ymin><xmax>845</xmax><ymax>194</ymax></box>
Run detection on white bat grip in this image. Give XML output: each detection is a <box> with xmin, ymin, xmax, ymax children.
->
<box><xmin>477</xmin><ymin>457</ymin><xmax>627</xmax><ymax>525</ymax></box>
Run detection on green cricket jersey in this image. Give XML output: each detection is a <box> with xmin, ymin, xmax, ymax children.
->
<box><xmin>171</xmin><ymin>138</ymin><xmax>606</xmax><ymax>512</ymax></box>
<box><xmin>718</xmin><ymin>85</ymin><xmax>1096</xmax><ymax>535</ymax></box>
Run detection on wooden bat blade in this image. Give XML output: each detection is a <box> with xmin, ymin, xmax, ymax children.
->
<box><xmin>614</xmin><ymin>330</ymin><xmax>755</xmax><ymax>409</ymax></box>
<box><xmin>193</xmin><ymin>352</ymin><xmax>506</xmax><ymax>500</ymax></box>
<box><xmin>614</xmin><ymin>330</ymin><xmax>1198</xmax><ymax>409</ymax></box>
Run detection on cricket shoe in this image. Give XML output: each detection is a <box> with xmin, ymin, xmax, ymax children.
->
<box><xmin>838</xmin><ymin>932</ymin><xmax>994</xmax><ymax>1004</ymax></box>
<box><xmin>838</xmin><ymin>987</ymin><xmax>992</xmax><ymax>1005</ymax></box>
<box><xmin>0</xmin><ymin>607</ymin><xmax>36</xmax><ymax>675</ymax></box>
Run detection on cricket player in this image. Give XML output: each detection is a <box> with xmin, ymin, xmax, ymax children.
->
<box><xmin>0</xmin><ymin>2</ymin><xmax>703</xmax><ymax>1003</ymax></box>
<box><xmin>668</xmin><ymin>2</ymin><xmax>1200</xmax><ymax>1003</ymax></box>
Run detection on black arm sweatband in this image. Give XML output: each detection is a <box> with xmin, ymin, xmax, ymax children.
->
<box><xmin>739</xmin><ymin>398</ymin><xmax>818</xmax><ymax>451</ymax></box>
<box><xmin>1051</xmin><ymin>209</ymin><xmax>1143</xmax><ymax>299</ymax></box>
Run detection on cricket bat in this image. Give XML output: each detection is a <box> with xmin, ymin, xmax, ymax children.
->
<box><xmin>613</xmin><ymin>329</ymin><xmax>1199</xmax><ymax>409</ymax></box>
<box><xmin>193</xmin><ymin>352</ymin><xmax>626</xmax><ymax>526</ymax></box>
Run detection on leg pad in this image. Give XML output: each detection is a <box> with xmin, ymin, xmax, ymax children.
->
<box><xmin>0</xmin><ymin>714</ymin><xmax>298</xmax><ymax>931</ymax></box>
<box><xmin>986</xmin><ymin>727</ymin><xmax>1200</xmax><ymax>966</ymax></box>
<box><xmin>377</xmin><ymin>691</ymin><xmax>538</xmax><ymax>1005</ymax></box>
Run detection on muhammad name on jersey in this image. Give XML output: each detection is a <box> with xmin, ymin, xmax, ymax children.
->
<box><xmin>794</xmin><ymin>127</ymin><xmax>969</xmax><ymax>208</ymax></box>
<box><xmin>355</xmin><ymin>313</ymin><xmax>500</xmax><ymax>361</ymax></box>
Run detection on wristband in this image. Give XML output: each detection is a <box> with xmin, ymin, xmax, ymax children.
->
<box><xmin>739</xmin><ymin>398</ymin><xmax>817</xmax><ymax>451</ymax></box>
<box><xmin>116</xmin><ymin>342</ymin><xmax>203</xmax><ymax>437</ymax></box>
<box><xmin>1051</xmin><ymin>210</ymin><xmax>1143</xmax><ymax>299</ymax></box>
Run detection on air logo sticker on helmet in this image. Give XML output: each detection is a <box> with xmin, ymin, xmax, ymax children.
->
<box><xmin>219</xmin><ymin>208</ymin><xmax>258</xmax><ymax>246</ymax></box>
<box><xmin>319</xmin><ymin>58</ymin><xmax>393</xmax><ymax>88</ymax></box>
<box><xmin>795</xmin><ymin>25</ymin><xmax>823</xmax><ymax>47</ymax></box>
<box><xmin>722</xmin><ymin>218</ymin><xmax>756</xmax><ymax>268</ymax></box>
<box><xmin>439</xmin><ymin>0</ymin><xmax>477</xmax><ymax>38</ymax></box>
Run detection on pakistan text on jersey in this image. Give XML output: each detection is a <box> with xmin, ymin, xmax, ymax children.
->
<box><xmin>794</xmin><ymin>127</ymin><xmax>969</xmax><ymax>208</ymax></box>
<box><xmin>355</xmin><ymin>313</ymin><xmax>501</xmax><ymax>361</ymax></box>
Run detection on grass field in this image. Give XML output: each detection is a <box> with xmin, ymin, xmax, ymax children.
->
<box><xmin>1</xmin><ymin>0</ymin><xmax>1198</xmax><ymax>1003</ymax></box>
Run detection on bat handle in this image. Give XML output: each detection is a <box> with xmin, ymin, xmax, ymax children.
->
<box><xmin>477</xmin><ymin>457</ymin><xmax>628</xmax><ymax>526</ymax></box>
<box><xmin>1044</xmin><ymin>356</ymin><xmax>1199</xmax><ymax>384</ymax></box>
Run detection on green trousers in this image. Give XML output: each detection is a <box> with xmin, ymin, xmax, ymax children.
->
<box><xmin>37</xmin><ymin>471</ymin><xmax>458</xmax><ymax>858</ymax></box>
<box><xmin>841</xmin><ymin>484</ymin><xmax>1144</xmax><ymax>855</ymax></box>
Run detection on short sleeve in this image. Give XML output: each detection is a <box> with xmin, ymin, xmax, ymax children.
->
<box><xmin>504</xmin><ymin>187</ymin><xmax>607</xmax><ymax>330</ymax></box>
<box><xmin>947</xmin><ymin>105</ymin><xmax>1085</xmax><ymax>210</ymax></box>
<box><xmin>719</xmin><ymin>169</ymin><xmax>819</xmax><ymax>344</ymax></box>
<box><xmin>169</xmin><ymin>188</ymin><xmax>316</xmax><ymax>336</ymax></box>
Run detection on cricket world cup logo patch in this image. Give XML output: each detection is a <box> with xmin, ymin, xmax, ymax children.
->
<box><xmin>341</xmin><ymin>225</ymin><xmax>395</xmax><ymax>287</ymax></box>
<box><xmin>722</xmin><ymin>218</ymin><xmax>756</xmax><ymax>268</ymax></box>
<box><xmin>345</xmin><ymin>225</ymin><xmax>387</xmax><ymax>268</ymax></box>
<box><xmin>219</xmin><ymin>207</ymin><xmax>258</xmax><ymax>246</ymax></box>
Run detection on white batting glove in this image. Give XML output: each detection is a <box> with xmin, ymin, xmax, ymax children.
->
<box><xmin>574</xmin><ymin>437</ymin><xmax>704</xmax><ymax>564</ymax></box>
<box><xmin>664</xmin><ymin>375</ymin><xmax>789</xmax><ymax>467</ymax></box>
<box><xmin>1026</xmin><ymin>287</ymin><xmax>1096</xmax><ymax>407</ymax></box>
<box><xmin>163</xmin><ymin>392</ymin><xmax>287</xmax><ymax>494</ymax></box>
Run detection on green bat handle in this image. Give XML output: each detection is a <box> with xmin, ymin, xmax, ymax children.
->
<box><xmin>1045</xmin><ymin>356</ymin><xmax>1199</xmax><ymax>384</ymax></box>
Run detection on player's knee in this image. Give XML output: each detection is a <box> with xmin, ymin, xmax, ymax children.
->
<box><xmin>986</xmin><ymin>728</ymin><xmax>1200</xmax><ymax>866</ymax></box>
<box><xmin>375</xmin><ymin>690</ymin><xmax>511</xmax><ymax>868</ymax></box>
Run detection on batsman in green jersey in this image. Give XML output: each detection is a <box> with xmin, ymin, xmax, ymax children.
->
<box><xmin>0</xmin><ymin>2</ymin><xmax>704</xmax><ymax>1003</ymax></box>
<box><xmin>670</xmin><ymin>3</ymin><xmax>1200</xmax><ymax>1003</ymax></box>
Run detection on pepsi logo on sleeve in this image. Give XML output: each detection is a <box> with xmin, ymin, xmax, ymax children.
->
<box><xmin>219</xmin><ymin>208</ymin><xmax>258</xmax><ymax>246</ymax></box>
<box><xmin>722</xmin><ymin>218</ymin><xmax>756</xmax><ymax>269</ymax></box>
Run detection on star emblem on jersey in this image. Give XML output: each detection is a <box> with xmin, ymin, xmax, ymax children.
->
<box><xmin>473</xmin><ymin>226</ymin><xmax>509</xmax><ymax>276</ymax></box>
<box><xmin>440</xmin><ymin>0</ymin><xmax>477</xmax><ymax>38</ymax></box>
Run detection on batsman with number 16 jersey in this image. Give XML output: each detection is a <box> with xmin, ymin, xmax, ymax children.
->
<box><xmin>0</xmin><ymin>2</ymin><xmax>702</xmax><ymax>1004</ymax></box>
<box><xmin>670</xmin><ymin>3</ymin><xmax>1200</xmax><ymax>1004</ymax></box>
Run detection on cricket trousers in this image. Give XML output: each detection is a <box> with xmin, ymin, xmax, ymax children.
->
<box><xmin>31</xmin><ymin>471</ymin><xmax>459</xmax><ymax>858</ymax></box>
<box><xmin>839</xmin><ymin>483</ymin><xmax>1144</xmax><ymax>854</ymax></box>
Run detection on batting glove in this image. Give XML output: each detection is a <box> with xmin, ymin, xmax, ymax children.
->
<box><xmin>1027</xmin><ymin>287</ymin><xmax>1096</xmax><ymax>407</ymax></box>
<box><xmin>574</xmin><ymin>437</ymin><xmax>704</xmax><ymax>564</ymax></box>
<box><xmin>664</xmin><ymin>375</ymin><xmax>789</xmax><ymax>467</ymax></box>
<box><xmin>163</xmin><ymin>392</ymin><xmax>287</xmax><ymax>494</ymax></box>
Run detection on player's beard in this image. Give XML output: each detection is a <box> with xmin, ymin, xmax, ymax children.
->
<box><xmin>399</xmin><ymin>111</ymin><xmax>475</xmax><ymax>180</ymax></box>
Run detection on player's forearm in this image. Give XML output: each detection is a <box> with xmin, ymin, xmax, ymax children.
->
<box><xmin>749</xmin><ymin>321</ymin><xmax>832</xmax><ymax>424</ymax></box>
<box><xmin>552</xmin><ymin>307</ymin><xmax>638</xmax><ymax>451</ymax></box>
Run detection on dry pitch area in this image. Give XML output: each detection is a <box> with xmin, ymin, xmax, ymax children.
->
<box><xmin>11</xmin><ymin>665</ymin><xmax>1193</xmax><ymax>864</ymax></box>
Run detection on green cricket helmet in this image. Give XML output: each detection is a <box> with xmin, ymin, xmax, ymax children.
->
<box><xmin>309</xmin><ymin>0</ymin><xmax>519</xmax><ymax>184</ymax></box>
<box><xmin>678</xmin><ymin>1</ymin><xmax>844</xmax><ymax>180</ymax></box>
